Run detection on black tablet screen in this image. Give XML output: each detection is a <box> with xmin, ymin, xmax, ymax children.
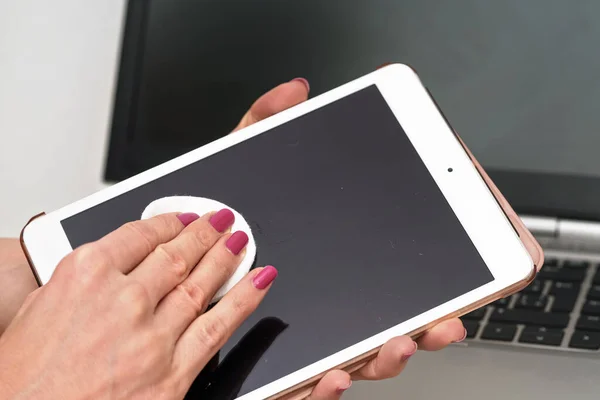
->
<box><xmin>63</xmin><ymin>85</ymin><xmax>493</xmax><ymax>398</ymax></box>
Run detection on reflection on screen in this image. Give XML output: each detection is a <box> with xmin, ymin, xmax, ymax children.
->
<box><xmin>64</xmin><ymin>86</ymin><xmax>493</xmax><ymax>396</ymax></box>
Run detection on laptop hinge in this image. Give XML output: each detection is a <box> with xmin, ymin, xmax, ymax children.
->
<box><xmin>520</xmin><ymin>215</ymin><xmax>558</xmax><ymax>237</ymax></box>
<box><xmin>521</xmin><ymin>215</ymin><xmax>600</xmax><ymax>254</ymax></box>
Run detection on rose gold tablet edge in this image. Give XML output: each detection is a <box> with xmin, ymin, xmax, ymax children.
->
<box><xmin>267</xmin><ymin>64</ymin><xmax>544</xmax><ymax>400</ymax></box>
<box><xmin>19</xmin><ymin>212</ymin><xmax>46</xmax><ymax>288</ymax></box>
<box><xmin>270</xmin><ymin>142</ymin><xmax>543</xmax><ymax>400</ymax></box>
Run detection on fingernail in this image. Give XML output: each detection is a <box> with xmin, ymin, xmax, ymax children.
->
<box><xmin>454</xmin><ymin>328</ymin><xmax>468</xmax><ymax>343</ymax></box>
<box><xmin>253</xmin><ymin>265</ymin><xmax>278</xmax><ymax>289</ymax></box>
<box><xmin>209</xmin><ymin>208</ymin><xmax>235</xmax><ymax>232</ymax></box>
<box><xmin>336</xmin><ymin>380</ymin><xmax>352</xmax><ymax>394</ymax></box>
<box><xmin>401</xmin><ymin>341</ymin><xmax>418</xmax><ymax>362</ymax></box>
<box><xmin>226</xmin><ymin>231</ymin><xmax>249</xmax><ymax>255</ymax></box>
<box><xmin>177</xmin><ymin>212</ymin><xmax>200</xmax><ymax>226</ymax></box>
<box><xmin>291</xmin><ymin>77</ymin><xmax>310</xmax><ymax>93</ymax></box>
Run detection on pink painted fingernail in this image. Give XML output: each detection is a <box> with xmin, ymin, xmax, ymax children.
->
<box><xmin>401</xmin><ymin>341</ymin><xmax>418</xmax><ymax>362</ymax></box>
<box><xmin>209</xmin><ymin>208</ymin><xmax>235</xmax><ymax>233</ymax></box>
<box><xmin>226</xmin><ymin>231</ymin><xmax>248</xmax><ymax>255</ymax></box>
<box><xmin>291</xmin><ymin>77</ymin><xmax>310</xmax><ymax>92</ymax></box>
<box><xmin>177</xmin><ymin>213</ymin><xmax>200</xmax><ymax>226</ymax></box>
<box><xmin>336</xmin><ymin>380</ymin><xmax>352</xmax><ymax>394</ymax></box>
<box><xmin>253</xmin><ymin>265</ymin><xmax>278</xmax><ymax>289</ymax></box>
<box><xmin>454</xmin><ymin>328</ymin><xmax>468</xmax><ymax>343</ymax></box>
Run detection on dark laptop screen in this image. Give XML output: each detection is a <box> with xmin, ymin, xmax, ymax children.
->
<box><xmin>106</xmin><ymin>0</ymin><xmax>600</xmax><ymax>219</ymax></box>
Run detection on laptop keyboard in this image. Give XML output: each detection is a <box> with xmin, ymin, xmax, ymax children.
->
<box><xmin>461</xmin><ymin>257</ymin><xmax>600</xmax><ymax>352</ymax></box>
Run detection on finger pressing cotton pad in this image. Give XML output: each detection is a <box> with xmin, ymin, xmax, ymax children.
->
<box><xmin>141</xmin><ymin>196</ymin><xmax>256</xmax><ymax>304</ymax></box>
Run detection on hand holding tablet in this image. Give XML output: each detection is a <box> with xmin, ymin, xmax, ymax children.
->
<box><xmin>1</xmin><ymin>210</ymin><xmax>277</xmax><ymax>400</ymax></box>
<box><xmin>13</xmin><ymin>65</ymin><xmax>542</xmax><ymax>399</ymax></box>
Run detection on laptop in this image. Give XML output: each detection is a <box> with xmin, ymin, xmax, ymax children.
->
<box><xmin>105</xmin><ymin>1</ymin><xmax>600</xmax><ymax>398</ymax></box>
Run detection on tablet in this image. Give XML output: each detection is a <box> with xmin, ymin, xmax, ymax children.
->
<box><xmin>22</xmin><ymin>64</ymin><xmax>536</xmax><ymax>399</ymax></box>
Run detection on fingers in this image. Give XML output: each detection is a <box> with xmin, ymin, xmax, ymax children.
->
<box><xmin>85</xmin><ymin>212</ymin><xmax>187</xmax><ymax>274</ymax></box>
<box><xmin>307</xmin><ymin>370</ymin><xmax>352</xmax><ymax>400</ymax></box>
<box><xmin>348</xmin><ymin>320</ymin><xmax>465</xmax><ymax>383</ymax></box>
<box><xmin>303</xmin><ymin>319</ymin><xmax>465</xmax><ymax>396</ymax></box>
<box><xmin>416</xmin><ymin>318</ymin><xmax>466</xmax><ymax>351</ymax></box>
<box><xmin>128</xmin><ymin>209</ymin><xmax>235</xmax><ymax>307</ymax></box>
<box><xmin>232</xmin><ymin>78</ymin><xmax>310</xmax><ymax>132</ymax></box>
<box><xmin>173</xmin><ymin>266</ymin><xmax>278</xmax><ymax>381</ymax></box>
<box><xmin>155</xmin><ymin>230</ymin><xmax>249</xmax><ymax>336</ymax></box>
<box><xmin>351</xmin><ymin>336</ymin><xmax>417</xmax><ymax>381</ymax></box>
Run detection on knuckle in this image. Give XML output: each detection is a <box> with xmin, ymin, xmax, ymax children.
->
<box><xmin>71</xmin><ymin>244</ymin><xmax>104</xmax><ymax>268</ymax></box>
<box><xmin>155</xmin><ymin>244</ymin><xmax>188</xmax><ymax>278</ymax></box>
<box><xmin>208</xmin><ymin>251</ymin><xmax>236</xmax><ymax>276</ymax></box>
<box><xmin>156</xmin><ymin>213</ymin><xmax>182</xmax><ymax>232</ymax></box>
<box><xmin>123</xmin><ymin>221</ymin><xmax>158</xmax><ymax>255</ymax></box>
<box><xmin>176</xmin><ymin>280</ymin><xmax>209</xmax><ymax>317</ymax></box>
<box><xmin>67</xmin><ymin>244</ymin><xmax>110</xmax><ymax>285</ymax></box>
<box><xmin>230</xmin><ymin>294</ymin><xmax>251</xmax><ymax>315</ymax></box>
<box><xmin>190</xmin><ymin>228</ymin><xmax>216</xmax><ymax>252</ymax></box>
<box><xmin>119</xmin><ymin>283</ymin><xmax>152</xmax><ymax>321</ymax></box>
<box><xmin>195</xmin><ymin>315</ymin><xmax>229</xmax><ymax>350</ymax></box>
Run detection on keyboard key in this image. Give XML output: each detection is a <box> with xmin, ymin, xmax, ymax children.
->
<box><xmin>519</xmin><ymin>327</ymin><xmax>563</xmax><ymax>346</ymax></box>
<box><xmin>522</xmin><ymin>279</ymin><xmax>544</xmax><ymax>294</ymax></box>
<box><xmin>582</xmin><ymin>299</ymin><xmax>600</xmax><ymax>316</ymax></box>
<box><xmin>489</xmin><ymin>308</ymin><xmax>570</xmax><ymax>328</ymax></box>
<box><xmin>588</xmin><ymin>285</ymin><xmax>600</xmax><ymax>300</ymax></box>
<box><xmin>462</xmin><ymin>307</ymin><xmax>486</xmax><ymax>320</ymax></box>
<box><xmin>551</xmin><ymin>295</ymin><xmax>577</xmax><ymax>313</ymax></box>
<box><xmin>522</xmin><ymin>326</ymin><xmax>563</xmax><ymax>334</ymax></box>
<box><xmin>563</xmin><ymin>260</ymin><xmax>590</xmax><ymax>269</ymax></box>
<box><xmin>481</xmin><ymin>323</ymin><xmax>517</xmax><ymax>341</ymax></box>
<box><xmin>569</xmin><ymin>331</ymin><xmax>600</xmax><ymax>350</ymax></box>
<box><xmin>463</xmin><ymin>320</ymin><xmax>480</xmax><ymax>338</ymax></box>
<box><xmin>549</xmin><ymin>281</ymin><xmax>581</xmax><ymax>296</ymax></box>
<box><xmin>544</xmin><ymin>258</ymin><xmax>558</xmax><ymax>267</ymax></box>
<box><xmin>538</xmin><ymin>266</ymin><xmax>586</xmax><ymax>282</ymax></box>
<box><xmin>577</xmin><ymin>315</ymin><xmax>600</xmax><ymax>332</ymax></box>
<box><xmin>515</xmin><ymin>295</ymin><xmax>548</xmax><ymax>310</ymax></box>
<box><xmin>594</xmin><ymin>271</ymin><xmax>600</xmax><ymax>284</ymax></box>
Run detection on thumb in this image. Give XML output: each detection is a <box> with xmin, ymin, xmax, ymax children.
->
<box><xmin>232</xmin><ymin>78</ymin><xmax>310</xmax><ymax>132</ymax></box>
<box><xmin>307</xmin><ymin>370</ymin><xmax>352</xmax><ymax>400</ymax></box>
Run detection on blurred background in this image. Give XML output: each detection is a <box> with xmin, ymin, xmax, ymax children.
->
<box><xmin>105</xmin><ymin>0</ymin><xmax>600</xmax><ymax>181</ymax></box>
<box><xmin>2</xmin><ymin>0</ymin><xmax>600</xmax><ymax>236</ymax></box>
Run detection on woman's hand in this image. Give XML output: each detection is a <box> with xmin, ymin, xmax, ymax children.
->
<box><xmin>307</xmin><ymin>319</ymin><xmax>466</xmax><ymax>400</ymax></box>
<box><xmin>0</xmin><ymin>210</ymin><xmax>276</xmax><ymax>399</ymax></box>
<box><xmin>233</xmin><ymin>78</ymin><xmax>467</xmax><ymax>399</ymax></box>
<box><xmin>0</xmin><ymin>77</ymin><xmax>312</xmax><ymax>336</ymax></box>
<box><xmin>0</xmin><ymin>239</ymin><xmax>38</xmax><ymax>333</ymax></box>
<box><xmin>0</xmin><ymin>77</ymin><xmax>466</xmax><ymax>399</ymax></box>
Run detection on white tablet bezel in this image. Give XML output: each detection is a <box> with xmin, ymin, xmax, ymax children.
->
<box><xmin>23</xmin><ymin>63</ymin><xmax>533</xmax><ymax>400</ymax></box>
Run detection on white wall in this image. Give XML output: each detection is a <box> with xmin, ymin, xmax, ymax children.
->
<box><xmin>0</xmin><ymin>0</ymin><xmax>122</xmax><ymax>236</ymax></box>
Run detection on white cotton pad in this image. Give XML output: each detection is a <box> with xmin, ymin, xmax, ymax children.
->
<box><xmin>141</xmin><ymin>196</ymin><xmax>256</xmax><ymax>304</ymax></box>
